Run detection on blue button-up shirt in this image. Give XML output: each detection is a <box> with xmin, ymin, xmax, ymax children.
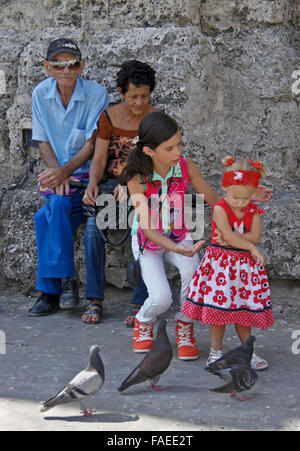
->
<box><xmin>32</xmin><ymin>76</ymin><xmax>109</xmax><ymax>175</ymax></box>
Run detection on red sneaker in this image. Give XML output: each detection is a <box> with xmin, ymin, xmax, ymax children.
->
<box><xmin>133</xmin><ymin>318</ymin><xmax>154</xmax><ymax>353</ymax></box>
<box><xmin>176</xmin><ymin>320</ymin><xmax>199</xmax><ymax>360</ymax></box>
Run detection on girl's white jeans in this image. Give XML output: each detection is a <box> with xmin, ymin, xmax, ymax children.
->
<box><xmin>132</xmin><ymin>234</ymin><xmax>200</xmax><ymax>324</ymax></box>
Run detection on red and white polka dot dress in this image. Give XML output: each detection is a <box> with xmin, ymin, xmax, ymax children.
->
<box><xmin>182</xmin><ymin>199</ymin><xmax>274</xmax><ymax>330</ymax></box>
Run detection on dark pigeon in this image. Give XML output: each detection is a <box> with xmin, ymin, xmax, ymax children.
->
<box><xmin>205</xmin><ymin>336</ymin><xmax>257</xmax><ymax>401</ymax></box>
<box><xmin>208</xmin><ymin>364</ymin><xmax>258</xmax><ymax>400</ymax></box>
<box><xmin>118</xmin><ymin>318</ymin><xmax>173</xmax><ymax>393</ymax></box>
<box><xmin>206</xmin><ymin>335</ymin><xmax>256</xmax><ymax>371</ymax></box>
<box><xmin>40</xmin><ymin>345</ymin><xmax>105</xmax><ymax>416</ymax></box>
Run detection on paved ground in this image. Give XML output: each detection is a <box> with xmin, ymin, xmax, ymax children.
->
<box><xmin>0</xmin><ymin>281</ymin><xmax>299</xmax><ymax>432</ymax></box>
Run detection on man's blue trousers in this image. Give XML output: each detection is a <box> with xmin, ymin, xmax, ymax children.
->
<box><xmin>34</xmin><ymin>192</ymin><xmax>147</xmax><ymax>303</ymax></box>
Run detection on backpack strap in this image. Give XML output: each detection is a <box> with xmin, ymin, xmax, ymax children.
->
<box><xmin>139</xmin><ymin>173</ymin><xmax>148</xmax><ymax>191</ymax></box>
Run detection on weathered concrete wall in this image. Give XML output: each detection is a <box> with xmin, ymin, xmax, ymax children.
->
<box><xmin>0</xmin><ymin>0</ymin><xmax>299</xmax><ymax>292</ymax></box>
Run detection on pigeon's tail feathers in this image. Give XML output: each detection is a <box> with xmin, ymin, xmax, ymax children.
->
<box><xmin>118</xmin><ymin>380</ymin><xmax>130</xmax><ymax>393</ymax></box>
<box><xmin>118</xmin><ymin>367</ymin><xmax>147</xmax><ymax>393</ymax></box>
<box><xmin>40</xmin><ymin>397</ymin><xmax>59</xmax><ymax>412</ymax></box>
<box><xmin>40</xmin><ymin>391</ymin><xmax>70</xmax><ymax>412</ymax></box>
<box><xmin>208</xmin><ymin>367</ymin><xmax>235</xmax><ymax>393</ymax></box>
<box><xmin>40</xmin><ymin>384</ymin><xmax>86</xmax><ymax>412</ymax></box>
<box><xmin>40</xmin><ymin>402</ymin><xmax>52</xmax><ymax>413</ymax></box>
<box><xmin>209</xmin><ymin>384</ymin><xmax>235</xmax><ymax>394</ymax></box>
<box><xmin>118</xmin><ymin>380</ymin><xmax>126</xmax><ymax>393</ymax></box>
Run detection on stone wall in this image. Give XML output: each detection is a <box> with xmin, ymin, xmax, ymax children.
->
<box><xmin>0</xmin><ymin>0</ymin><xmax>299</xmax><ymax>292</ymax></box>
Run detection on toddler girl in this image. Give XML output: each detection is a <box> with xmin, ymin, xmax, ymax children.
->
<box><xmin>182</xmin><ymin>156</ymin><xmax>274</xmax><ymax>370</ymax></box>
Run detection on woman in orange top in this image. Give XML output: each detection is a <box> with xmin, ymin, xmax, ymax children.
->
<box><xmin>82</xmin><ymin>60</ymin><xmax>157</xmax><ymax>325</ymax></box>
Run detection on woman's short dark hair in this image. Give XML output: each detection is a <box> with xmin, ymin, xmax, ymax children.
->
<box><xmin>117</xmin><ymin>60</ymin><xmax>156</xmax><ymax>94</ymax></box>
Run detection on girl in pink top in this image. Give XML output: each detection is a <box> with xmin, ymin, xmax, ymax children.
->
<box><xmin>135</xmin><ymin>153</ymin><xmax>190</xmax><ymax>252</ymax></box>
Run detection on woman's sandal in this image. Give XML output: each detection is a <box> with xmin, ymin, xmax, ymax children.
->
<box><xmin>251</xmin><ymin>353</ymin><xmax>269</xmax><ymax>371</ymax></box>
<box><xmin>124</xmin><ymin>304</ymin><xmax>142</xmax><ymax>328</ymax></box>
<box><xmin>82</xmin><ymin>303</ymin><xmax>103</xmax><ymax>324</ymax></box>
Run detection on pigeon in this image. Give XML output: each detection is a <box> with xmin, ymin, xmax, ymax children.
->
<box><xmin>118</xmin><ymin>318</ymin><xmax>173</xmax><ymax>393</ymax></box>
<box><xmin>40</xmin><ymin>345</ymin><xmax>105</xmax><ymax>416</ymax></box>
<box><xmin>208</xmin><ymin>364</ymin><xmax>258</xmax><ymax>401</ymax></box>
<box><xmin>206</xmin><ymin>335</ymin><xmax>256</xmax><ymax>370</ymax></box>
<box><xmin>205</xmin><ymin>336</ymin><xmax>257</xmax><ymax>401</ymax></box>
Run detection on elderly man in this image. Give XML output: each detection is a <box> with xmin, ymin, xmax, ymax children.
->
<box><xmin>29</xmin><ymin>38</ymin><xmax>109</xmax><ymax>317</ymax></box>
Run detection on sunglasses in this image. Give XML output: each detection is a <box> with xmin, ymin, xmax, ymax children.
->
<box><xmin>49</xmin><ymin>59</ymin><xmax>82</xmax><ymax>70</ymax></box>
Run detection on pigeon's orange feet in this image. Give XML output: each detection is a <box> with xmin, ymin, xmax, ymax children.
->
<box><xmin>81</xmin><ymin>408</ymin><xmax>96</xmax><ymax>417</ymax></box>
<box><xmin>229</xmin><ymin>393</ymin><xmax>248</xmax><ymax>402</ymax></box>
<box><xmin>150</xmin><ymin>383</ymin><xmax>166</xmax><ymax>391</ymax></box>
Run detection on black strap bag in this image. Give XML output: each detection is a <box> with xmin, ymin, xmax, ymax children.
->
<box><xmin>126</xmin><ymin>232</ymin><xmax>147</xmax><ymax>289</ymax></box>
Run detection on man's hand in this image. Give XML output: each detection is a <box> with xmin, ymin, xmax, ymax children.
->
<box><xmin>38</xmin><ymin>168</ymin><xmax>78</xmax><ymax>196</ymax></box>
<box><xmin>37</xmin><ymin>167</ymin><xmax>67</xmax><ymax>190</ymax></box>
<box><xmin>54</xmin><ymin>176</ymin><xmax>79</xmax><ymax>196</ymax></box>
<box><xmin>53</xmin><ymin>180</ymin><xmax>69</xmax><ymax>196</ymax></box>
<box><xmin>251</xmin><ymin>185</ymin><xmax>273</xmax><ymax>203</ymax></box>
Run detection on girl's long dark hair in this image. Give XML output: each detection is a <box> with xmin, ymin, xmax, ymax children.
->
<box><xmin>120</xmin><ymin>111</ymin><xmax>179</xmax><ymax>184</ymax></box>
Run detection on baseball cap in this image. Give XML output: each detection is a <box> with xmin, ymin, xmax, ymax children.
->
<box><xmin>46</xmin><ymin>38</ymin><xmax>81</xmax><ymax>60</ymax></box>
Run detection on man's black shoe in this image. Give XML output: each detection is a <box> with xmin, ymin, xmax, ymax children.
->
<box><xmin>59</xmin><ymin>278</ymin><xmax>79</xmax><ymax>309</ymax></box>
<box><xmin>29</xmin><ymin>293</ymin><xmax>59</xmax><ymax>317</ymax></box>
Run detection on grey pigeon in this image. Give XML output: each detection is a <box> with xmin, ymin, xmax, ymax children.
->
<box><xmin>205</xmin><ymin>336</ymin><xmax>257</xmax><ymax>401</ymax></box>
<box><xmin>40</xmin><ymin>345</ymin><xmax>105</xmax><ymax>416</ymax></box>
<box><xmin>118</xmin><ymin>318</ymin><xmax>173</xmax><ymax>393</ymax></box>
